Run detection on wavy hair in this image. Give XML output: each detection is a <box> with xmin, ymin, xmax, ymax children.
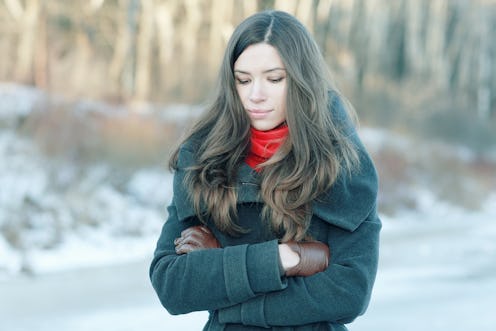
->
<box><xmin>170</xmin><ymin>10</ymin><xmax>359</xmax><ymax>241</ymax></box>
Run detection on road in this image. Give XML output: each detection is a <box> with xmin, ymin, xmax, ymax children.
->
<box><xmin>0</xmin><ymin>260</ymin><xmax>207</xmax><ymax>331</ymax></box>
<box><xmin>1</xmin><ymin>217</ymin><xmax>495</xmax><ymax>331</ymax></box>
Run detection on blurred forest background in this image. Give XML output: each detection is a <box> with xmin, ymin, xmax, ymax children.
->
<box><xmin>1</xmin><ymin>0</ymin><xmax>496</xmax><ymax>273</ymax></box>
<box><xmin>2</xmin><ymin>0</ymin><xmax>495</xmax><ymax>134</ymax></box>
<box><xmin>1</xmin><ymin>1</ymin><xmax>496</xmax><ymax>330</ymax></box>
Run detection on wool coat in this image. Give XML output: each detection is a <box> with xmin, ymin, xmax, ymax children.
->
<box><xmin>150</xmin><ymin>95</ymin><xmax>381</xmax><ymax>331</ymax></box>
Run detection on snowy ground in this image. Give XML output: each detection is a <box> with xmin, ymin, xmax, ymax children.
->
<box><xmin>353</xmin><ymin>210</ymin><xmax>496</xmax><ymax>331</ymax></box>
<box><xmin>1</xmin><ymin>83</ymin><xmax>495</xmax><ymax>330</ymax></box>
<box><xmin>1</xmin><ymin>209</ymin><xmax>495</xmax><ymax>331</ymax></box>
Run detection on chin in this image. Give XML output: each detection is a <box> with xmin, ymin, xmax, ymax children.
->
<box><xmin>252</xmin><ymin>121</ymin><xmax>285</xmax><ymax>132</ymax></box>
<box><xmin>252</xmin><ymin>124</ymin><xmax>274</xmax><ymax>131</ymax></box>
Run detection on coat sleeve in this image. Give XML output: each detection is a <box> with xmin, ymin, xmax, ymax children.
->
<box><xmin>217</xmin><ymin>209</ymin><xmax>381</xmax><ymax>327</ymax></box>
<box><xmin>149</xmin><ymin>147</ymin><xmax>288</xmax><ymax>315</ymax></box>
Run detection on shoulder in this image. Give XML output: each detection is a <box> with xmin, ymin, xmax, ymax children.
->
<box><xmin>313</xmin><ymin>91</ymin><xmax>378</xmax><ymax>231</ymax></box>
<box><xmin>313</xmin><ymin>160</ymin><xmax>378</xmax><ymax>232</ymax></box>
<box><xmin>171</xmin><ymin>138</ymin><xmax>200</xmax><ymax>221</ymax></box>
<box><xmin>327</xmin><ymin>89</ymin><xmax>356</xmax><ymax>136</ymax></box>
<box><xmin>174</xmin><ymin>136</ymin><xmax>202</xmax><ymax>169</ymax></box>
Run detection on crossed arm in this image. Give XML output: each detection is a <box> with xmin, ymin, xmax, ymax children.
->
<box><xmin>174</xmin><ymin>225</ymin><xmax>329</xmax><ymax>277</ymax></box>
<box><xmin>149</xmin><ymin>202</ymin><xmax>380</xmax><ymax>328</ymax></box>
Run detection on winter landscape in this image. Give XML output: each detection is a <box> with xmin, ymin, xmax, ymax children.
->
<box><xmin>1</xmin><ymin>84</ymin><xmax>495</xmax><ymax>331</ymax></box>
<box><xmin>2</xmin><ymin>0</ymin><xmax>496</xmax><ymax>329</ymax></box>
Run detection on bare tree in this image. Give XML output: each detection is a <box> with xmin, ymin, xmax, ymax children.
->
<box><xmin>0</xmin><ymin>0</ymin><xmax>494</xmax><ymax>119</ymax></box>
<box><xmin>9</xmin><ymin>0</ymin><xmax>40</xmax><ymax>83</ymax></box>
<box><xmin>135</xmin><ymin>0</ymin><xmax>154</xmax><ymax>101</ymax></box>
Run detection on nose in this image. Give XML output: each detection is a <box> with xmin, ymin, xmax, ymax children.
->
<box><xmin>249</xmin><ymin>81</ymin><xmax>266</xmax><ymax>103</ymax></box>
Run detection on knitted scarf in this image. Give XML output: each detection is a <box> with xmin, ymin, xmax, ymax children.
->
<box><xmin>245</xmin><ymin>124</ymin><xmax>289</xmax><ymax>171</ymax></box>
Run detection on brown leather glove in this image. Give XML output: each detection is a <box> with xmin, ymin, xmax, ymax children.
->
<box><xmin>174</xmin><ymin>225</ymin><xmax>221</xmax><ymax>254</ymax></box>
<box><xmin>284</xmin><ymin>241</ymin><xmax>330</xmax><ymax>277</ymax></box>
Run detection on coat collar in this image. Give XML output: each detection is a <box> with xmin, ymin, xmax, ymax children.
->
<box><xmin>173</xmin><ymin>148</ymin><xmax>377</xmax><ymax>233</ymax></box>
<box><xmin>312</xmin><ymin>151</ymin><xmax>378</xmax><ymax>232</ymax></box>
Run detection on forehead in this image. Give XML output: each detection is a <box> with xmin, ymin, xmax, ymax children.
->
<box><xmin>234</xmin><ymin>43</ymin><xmax>285</xmax><ymax>72</ymax></box>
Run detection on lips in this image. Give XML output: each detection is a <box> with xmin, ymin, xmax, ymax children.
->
<box><xmin>248</xmin><ymin>109</ymin><xmax>271</xmax><ymax>113</ymax></box>
<box><xmin>247</xmin><ymin>109</ymin><xmax>271</xmax><ymax>119</ymax></box>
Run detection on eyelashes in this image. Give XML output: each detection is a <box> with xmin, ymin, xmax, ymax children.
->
<box><xmin>236</xmin><ymin>78</ymin><xmax>250</xmax><ymax>85</ymax></box>
<box><xmin>235</xmin><ymin>77</ymin><xmax>285</xmax><ymax>85</ymax></box>
<box><xmin>269</xmin><ymin>77</ymin><xmax>284</xmax><ymax>83</ymax></box>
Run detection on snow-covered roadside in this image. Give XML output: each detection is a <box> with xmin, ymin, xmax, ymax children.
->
<box><xmin>0</xmin><ymin>259</ymin><xmax>210</xmax><ymax>331</ymax></box>
<box><xmin>351</xmin><ymin>204</ymin><xmax>496</xmax><ymax>331</ymax></box>
<box><xmin>1</xmin><ymin>207</ymin><xmax>495</xmax><ymax>331</ymax></box>
<box><xmin>0</xmin><ymin>83</ymin><xmax>46</xmax><ymax>122</ymax></box>
<box><xmin>0</xmin><ymin>82</ymin><xmax>179</xmax><ymax>278</ymax></box>
<box><xmin>3</xmin><ymin>126</ymin><xmax>493</xmax><ymax>281</ymax></box>
<box><xmin>0</xmin><ymin>126</ymin><xmax>172</xmax><ymax>278</ymax></box>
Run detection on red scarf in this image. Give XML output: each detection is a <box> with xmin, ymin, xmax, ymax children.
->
<box><xmin>245</xmin><ymin>124</ymin><xmax>289</xmax><ymax>171</ymax></box>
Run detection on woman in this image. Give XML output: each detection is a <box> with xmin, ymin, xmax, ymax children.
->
<box><xmin>150</xmin><ymin>10</ymin><xmax>380</xmax><ymax>331</ymax></box>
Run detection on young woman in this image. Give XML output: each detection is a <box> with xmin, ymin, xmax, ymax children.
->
<box><xmin>150</xmin><ymin>10</ymin><xmax>380</xmax><ymax>331</ymax></box>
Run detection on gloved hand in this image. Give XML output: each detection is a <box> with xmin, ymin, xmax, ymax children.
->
<box><xmin>284</xmin><ymin>241</ymin><xmax>330</xmax><ymax>277</ymax></box>
<box><xmin>174</xmin><ymin>225</ymin><xmax>221</xmax><ymax>254</ymax></box>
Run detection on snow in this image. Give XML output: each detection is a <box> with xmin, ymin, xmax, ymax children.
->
<box><xmin>351</xmin><ymin>209</ymin><xmax>496</xmax><ymax>331</ymax></box>
<box><xmin>0</xmin><ymin>83</ymin><xmax>495</xmax><ymax>330</ymax></box>
<box><xmin>1</xmin><ymin>208</ymin><xmax>494</xmax><ymax>331</ymax></box>
<box><xmin>0</xmin><ymin>83</ymin><xmax>46</xmax><ymax>121</ymax></box>
<box><xmin>0</xmin><ymin>131</ymin><xmax>169</xmax><ymax>277</ymax></box>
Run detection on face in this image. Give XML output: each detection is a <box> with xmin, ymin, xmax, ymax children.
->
<box><xmin>233</xmin><ymin>43</ymin><xmax>287</xmax><ymax>131</ymax></box>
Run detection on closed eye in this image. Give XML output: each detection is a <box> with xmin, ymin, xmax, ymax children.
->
<box><xmin>236</xmin><ymin>78</ymin><xmax>250</xmax><ymax>85</ymax></box>
<box><xmin>269</xmin><ymin>77</ymin><xmax>284</xmax><ymax>83</ymax></box>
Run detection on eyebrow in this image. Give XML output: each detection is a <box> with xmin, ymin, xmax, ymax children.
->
<box><xmin>234</xmin><ymin>68</ymin><xmax>286</xmax><ymax>74</ymax></box>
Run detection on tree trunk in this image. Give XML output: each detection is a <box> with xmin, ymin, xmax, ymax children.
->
<box><xmin>154</xmin><ymin>0</ymin><xmax>178</xmax><ymax>96</ymax></box>
<box><xmin>208</xmin><ymin>0</ymin><xmax>231</xmax><ymax>76</ymax></box>
<box><xmin>15</xmin><ymin>0</ymin><xmax>39</xmax><ymax>83</ymax></box>
<box><xmin>181</xmin><ymin>0</ymin><xmax>203</xmax><ymax>97</ymax></box>
<box><xmin>135</xmin><ymin>0</ymin><xmax>154</xmax><ymax>101</ymax></box>
<box><xmin>425</xmin><ymin>0</ymin><xmax>448</xmax><ymax>88</ymax></box>
<box><xmin>315</xmin><ymin>0</ymin><xmax>334</xmax><ymax>53</ymax></box>
<box><xmin>274</xmin><ymin>0</ymin><xmax>298</xmax><ymax>15</ymax></box>
<box><xmin>476</xmin><ymin>7</ymin><xmax>492</xmax><ymax>120</ymax></box>
<box><xmin>109</xmin><ymin>0</ymin><xmax>130</xmax><ymax>99</ymax></box>
<box><xmin>34</xmin><ymin>0</ymin><xmax>48</xmax><ymax>89</ymax></box>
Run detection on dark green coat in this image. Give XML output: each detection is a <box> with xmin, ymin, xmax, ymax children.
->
<box><xmin>150</xmin><ymin>97</ymin><xmax>381</xmax><ymax>331</ymax></box>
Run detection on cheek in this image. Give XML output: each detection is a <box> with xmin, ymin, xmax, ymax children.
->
<box><xmin>278</xmin><ymin>89</ymin><xmax>287</xmax><ymax>112</ymax></box>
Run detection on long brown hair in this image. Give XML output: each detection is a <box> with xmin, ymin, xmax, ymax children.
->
<box><xmin>170</xmin><ymin>10</ymin><xmax>359</xmax><ymax>241</ymax></box>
